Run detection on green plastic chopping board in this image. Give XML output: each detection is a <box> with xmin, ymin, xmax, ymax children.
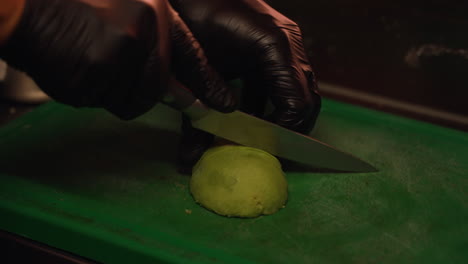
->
<box><xmin>0</xmin><ymin>98</ymin><xmax>467</xmax><ymax>264</ymax></box>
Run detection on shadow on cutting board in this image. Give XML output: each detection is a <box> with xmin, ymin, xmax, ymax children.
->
<box><xmin>0</xmin><ymin>122</ymin><xmax>183</xmax><ymax>194</ymax></box>
<box><xmin>0</xmin><ymin>103</ymin><xmax>349</xmax><ymax>200</ymax></box>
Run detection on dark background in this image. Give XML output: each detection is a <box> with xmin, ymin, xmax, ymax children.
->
<box><xmin>267</xmin><ymin>0</ymin><xmax>468</xmax><ymax>130</ymax></box>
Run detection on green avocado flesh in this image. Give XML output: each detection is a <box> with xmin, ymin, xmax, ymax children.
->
<box><xmin>190</xmin><ymin>145</ymin><xmax>288</xmax><ymax>218</ymax></box>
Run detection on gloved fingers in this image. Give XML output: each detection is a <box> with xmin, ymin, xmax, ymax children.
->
<box><xmin>250</xmin><ymin>22</ymin><xmax>321</xmax><ymax>134</ymax></box>
<box><xmin>170</xmin><ymin>10</ymin><xmax>237</xmax><ymax>113</ymax></box>
<box><xmin>177</xmin><ymin>114</ymin><xmax>214</xmax><ymax>173</ymax></box>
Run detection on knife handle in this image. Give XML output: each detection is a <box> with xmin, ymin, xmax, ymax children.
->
<box><xmin>162</xmin><ymin>78</ymin><xmax>210</xmax><ymax>120</ymax></box>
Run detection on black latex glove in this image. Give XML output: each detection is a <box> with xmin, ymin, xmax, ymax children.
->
<box><xmin>0</xmin><ymin>0</ymin><xmax>235</xmax><ymax>119</ymax></box>
<box><xmin>171</xmin><ymin>0</ymin><xmax>322</xmax><ymax>170</ymax></box>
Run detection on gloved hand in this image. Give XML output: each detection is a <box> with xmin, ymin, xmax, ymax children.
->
<box><xmin>0</xmin><ymin>0</ymin><xmax>236</xmax><ymax>119</ymax></box>
<box><xmin>170</xmin><ymin>0</ymin><xmax>322</xmax><ymax>170</ymax></box>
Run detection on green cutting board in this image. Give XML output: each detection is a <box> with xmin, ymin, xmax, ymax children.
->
<box><xmin>0</xmin><ymin>99</ymin><xmax>467</xmax><ymax>264</ymax></box>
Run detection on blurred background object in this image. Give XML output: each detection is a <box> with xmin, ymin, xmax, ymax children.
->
<box><xmin>266</xmin><ymin>0</ymin><xmax>468</xmax><ymax>131</ymax></box>
<box><xmin>0</xmin><ymin>59</ymin><xmax>50</xmax><ymax>126</ymax></box>
<box><xmin>0</xmin><ymin>60</ymin><xmax>50</xmax><ymax>104</ymax></box>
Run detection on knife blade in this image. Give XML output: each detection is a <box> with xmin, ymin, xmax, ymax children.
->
<box><xmin>163</xmin><ymin>79</ymin><xmax>377</xmax><ymax>172</ymax></box>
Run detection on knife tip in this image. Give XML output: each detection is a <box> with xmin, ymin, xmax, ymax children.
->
<box><xmin>349</xmin><ymin>161</ymin><xmax>378</xmax><ymax>173</ymax></box>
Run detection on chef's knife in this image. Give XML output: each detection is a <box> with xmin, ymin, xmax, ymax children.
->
<box><xmin>163</xmin><ymin>80</ymin><xmax>377</xmax><ymax>172</ymax></box>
